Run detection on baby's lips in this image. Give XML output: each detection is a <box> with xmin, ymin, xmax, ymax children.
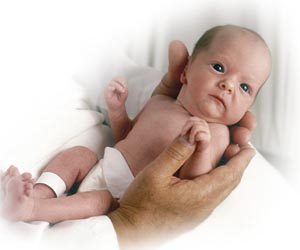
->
<box><xmin>209</xmin><ymin>94</ymin><xmax>226</xmax><ymax>109</ymax></box>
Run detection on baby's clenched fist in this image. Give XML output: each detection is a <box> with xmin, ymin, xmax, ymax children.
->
<box><xmin>104</xmin><ymin>76</ymin><xmax>128</xmax><ymax>111</ymax></box>
<box><xmin>181</xmin><ymin>117</ymin><xmax>211</xmax><ymax>151</ymax></box>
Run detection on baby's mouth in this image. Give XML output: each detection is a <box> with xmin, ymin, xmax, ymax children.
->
<box><xmin>209</xmin><ymin>95</ymin><xmax>226</xmax><ymax>109</ymax></box>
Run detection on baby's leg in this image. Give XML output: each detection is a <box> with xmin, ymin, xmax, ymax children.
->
<box><xmin>29</xmin><ymin>190</ymin><xmax>116</xmax><ymax>223</ymax></box>
<box><xmin>34</xmin><ymin>146</ymin><xmax>98</xmax><ymax>199</ymax></box>
<box><xmin>2</xmin><ymin>169</ymin><xmax>114</xmax><ymax>222</ymax></box>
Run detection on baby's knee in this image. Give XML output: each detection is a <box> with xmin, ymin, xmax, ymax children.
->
<box><xmin>68</xmin><ymin>146</ymin><xmax>98</xmax><ymax>163</ymax></box>
<box><xmin>67</xmin><ymin>146</ymin><xmax>96</xmax><ymax>157</ymax></box>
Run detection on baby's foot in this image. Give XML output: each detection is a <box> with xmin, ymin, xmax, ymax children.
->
<box><xmin>1</xmin><ymin>167</ymin><xmax>35</xmax><ymax>221</ymax></box>
<box><xmin>1</xmin><ymin>166</ymin><xmax>20</xmax><ymax>190</ymax></box>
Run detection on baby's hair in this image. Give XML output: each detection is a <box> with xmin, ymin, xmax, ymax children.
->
<box><xmin>191</xmin><ymin>24</ymin><xmax>268</xmax><ymax>58</ymax></box>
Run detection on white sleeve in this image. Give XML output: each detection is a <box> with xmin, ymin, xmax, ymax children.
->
<box><xmin>40</xmin><ymin>216</ymin><xmax>119</xmax><ymax>250</ymax></box>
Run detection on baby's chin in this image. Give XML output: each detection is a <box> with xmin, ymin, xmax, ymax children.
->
<box><xmin>186</xmin><ymin>102</ymin><xmax>242</xmax><ymax>125</ymax></box>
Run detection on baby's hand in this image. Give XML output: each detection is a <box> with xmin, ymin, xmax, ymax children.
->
<box><xmin>104</xmin><ymin>76</ymin><xmax>128</xmax><ymax>111</ymax></box>
<box><xmin>181</xmin><ymin>117</ymin><xmax>211</xmax><ymax>151</ymax></box>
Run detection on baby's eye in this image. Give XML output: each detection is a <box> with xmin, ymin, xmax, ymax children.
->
<box><xmin>212</xmin><ymin>63</ymin><xmax>224</xmax><ymax>73</ymax></box>
<box><xmin>240</xmin><ymin>83</ymin><xmax>250</xmax><ymax>93</ymax></box>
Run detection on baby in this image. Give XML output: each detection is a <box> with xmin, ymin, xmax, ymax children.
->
<box><xmin>1</xmin><ymin>25</ymin><xmax>272</xmax><ymax>223</ymax></box>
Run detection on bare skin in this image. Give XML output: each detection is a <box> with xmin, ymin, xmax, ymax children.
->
<box><xmin>108</xmin><ymin>136</ymin><xmax>256</xmax><ymax>249</ymax></box>
<box><xmin>1</xmin><ymin>166</ymin><xmax>35</xmax><ymax>221</ymax></box>
<box><xmin>114</xmin><ymin>94</ymin><xmax>229</xmax><ymax>177</ymax></box>
<box><xmin>113</xmin><ymin>26</ymin><xmax>271</xmax><ymax>178</ymax></box>
<box><xmin>153</xmin><ymin>40</ymin><xmax>258</xmax><ymax>160</ymax></box>
<box><xmin>1</xmin><ymin>150</ymin><xmax>116</xmax><ymax>223</ymax></box>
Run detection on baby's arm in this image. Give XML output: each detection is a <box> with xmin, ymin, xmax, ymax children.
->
<box><xmin>104</xmin><ymin>77</ymin><xmax>133</xmax><ymax>142</ymax></box>
<box><xmin>179</xmin><ymin>117</ymin><xmax>212</xmax><ymax>179</ymax></box>
<box><xmin>179</xmin><ymin>117</ymin><xmax>229</xmax><ymax>179</ymax></box>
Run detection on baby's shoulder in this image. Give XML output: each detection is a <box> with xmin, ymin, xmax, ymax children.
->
<box><xmin>149</xmin><ymin>94</ymin><xmax>174</xmax><ymax>103</ymax></box>
<box><xmin>144</xmin><ymin>94</ymin><xmax>176</xmax><ymax>108</ymax></box>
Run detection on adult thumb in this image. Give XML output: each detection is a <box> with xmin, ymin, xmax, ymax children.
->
<box><xmin>168</xmin><ymin>40</ymin><xmax>189</xmax><ymax>82</ymax></box>
<box><xmin>150</xmin><ymin>136</ymin><xmax>196</xmax><ymax>177</ymax></box>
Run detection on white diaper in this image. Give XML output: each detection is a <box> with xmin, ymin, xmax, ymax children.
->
<box><xmin>78</xmin><ymin>147</ymin><xmax>134</xmax><ymax>199</ymax></box>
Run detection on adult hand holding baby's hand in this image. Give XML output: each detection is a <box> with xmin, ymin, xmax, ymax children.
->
<box><xmin>108</xmin><ymin>135</ymin><xmax>255</xmax><ymax>249</ymax></box>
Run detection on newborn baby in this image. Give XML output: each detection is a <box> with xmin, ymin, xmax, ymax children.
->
<box><xmin>1</xmin><ymin>25</ymin><xmax>271</xmax><ymax>223</ymax></box>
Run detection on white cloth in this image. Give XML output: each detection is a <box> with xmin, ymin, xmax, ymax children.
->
<box><xmin>78</xmin><ymin>147</ymin><xmax>134</xmax><ymax>199</ymax></box>
<box><xmin>40</xmin><ymin>216</ymin><xmax>119</xmax><ymax>250</ymax></box>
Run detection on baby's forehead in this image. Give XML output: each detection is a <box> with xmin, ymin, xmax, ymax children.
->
<box><xmin>210</xmin><ymin>31</ymin><xmax>271</xmax><ymax>74</ymax></box>
<box><xmin>213</xmin><ymin>29</ymin><xmax>266</xmax><ymax>50</ymax></box>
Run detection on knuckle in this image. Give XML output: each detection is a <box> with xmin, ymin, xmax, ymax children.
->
<box><xmin>166</xmin><ymin>145</ymin><xmax>187</xmax><ymax>163</ymax></box>
<box><xmin>227</xmin><ymin>170</ymin><xmax>242</xmax><ymax>187</ymax></box>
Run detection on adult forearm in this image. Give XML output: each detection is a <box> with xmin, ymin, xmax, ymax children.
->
<box><xmin>108</xmin><ymin>208</ymin><xmax>173</xmax><ymax>250</ymax></box>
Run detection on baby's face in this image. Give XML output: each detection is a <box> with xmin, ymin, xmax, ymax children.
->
<box><xmin>180</xmin><ymin>29</ymin><xmax>272</xmax><ymax>125</ymax></box>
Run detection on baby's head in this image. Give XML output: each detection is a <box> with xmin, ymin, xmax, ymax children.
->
<box><xmin>177</xmin><ymin>24</ymin><xmax>272</xmax><ymax>125</ymax></box>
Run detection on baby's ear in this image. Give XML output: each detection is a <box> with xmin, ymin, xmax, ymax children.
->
<box><xmin>180</xmin><ymin>57</ymin><xmax>191</xmax><ymax>84</ymax></box>
<box><xmin>180</xmin><ymin>72</ymin><xmax>187</xmax><ymax>84</ymax></box>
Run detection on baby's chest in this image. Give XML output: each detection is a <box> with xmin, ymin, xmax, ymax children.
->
<box><xmin>136</xmin><ymin>102</ymin><xmax>189</xmax><ymax>143</ymax></box>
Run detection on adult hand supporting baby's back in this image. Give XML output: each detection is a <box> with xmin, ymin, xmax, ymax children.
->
<box><xmin>153</xmin><ymin>40</ymin><xmax>257</xmax><ymax>159</ymax></box>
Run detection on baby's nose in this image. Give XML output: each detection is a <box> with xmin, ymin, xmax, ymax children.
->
<box><xmin>219</xmin><ymin>81</ymin><xmax>234</xmax><ymax>94</ymax></box>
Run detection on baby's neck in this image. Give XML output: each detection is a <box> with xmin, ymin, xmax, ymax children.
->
<box><xmin>174</xmin><ymin>98</ymin><xmax>191</xmax><ymax>115</ymax></box>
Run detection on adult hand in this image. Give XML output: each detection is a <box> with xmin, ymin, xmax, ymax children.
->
<box><xmin>224</xmin><ymin>111</ymin><xmax>257</xmax><ymax>159</ymax></box>
<box><xmin>152</xmin><ymin>40</ymin><xmax>189</xmax><ymax>98</ymax></box>
<box><xmin>153</xmin><ymin>40</ymin><xmax>257</xmax><ymax>160</ymax></box>
<box><xmin>108</xmin><ymin>136</ymin><xmax>255</xmax><ymax>249</ymax></box>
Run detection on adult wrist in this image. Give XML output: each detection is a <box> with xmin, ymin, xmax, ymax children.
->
<box><xmin>108</xmin><ymin>208</ymin><xmax>164</xmax><ymax>250</ymax></box>
<box><xmin>108</xmin><ymin>208</ymin><xmax>138</xmax><ymax>250</ymax></box>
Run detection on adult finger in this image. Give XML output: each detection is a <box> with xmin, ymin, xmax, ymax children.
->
<box><xmin>150</xmin><ymin>136</ymin><xmax>196</xmax><ymax>177</ymax></box>
<box><xmin>209</xmin><ymin>144</ymin><xmax>256</xmax><ymax>188</ymax></box>
<box><xmin>168</xmin><ymin>40</ymin><xmax>189</xmax><ymax>83</ymax></box>
<box><xmin>223</xmin><ymin>143</ymin><xmax>240</xmax><ymax>160</ymax></box>
<box><xmin>153</xmin><ymin>41</ymin><xmax>189</xmax><ymax>97</ymax></box>
<box><xmin>239</xmin><ymin>111</ymin><xmax>257</xmax><ymax>131</ymax></box>
<box><xmin>230</xmin><ymin>126</ymin><xmax>251</xmax><ymax>145</ymax></box>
